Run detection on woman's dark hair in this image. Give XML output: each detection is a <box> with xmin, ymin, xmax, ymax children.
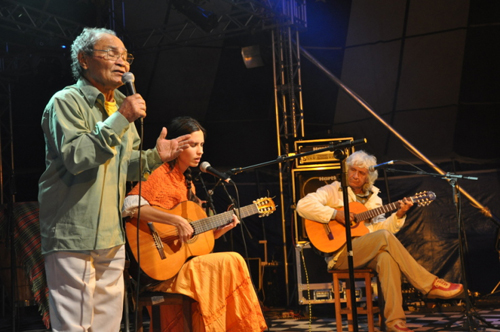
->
<box><xmin>166</xmin><ymin>116</ymin><xmax>206</xmax><ymax>203</ymax></box>
<box><xmin>166</xmin><ymin>116</ymin><xmax>206</xmax><ymax>140</ymax></box>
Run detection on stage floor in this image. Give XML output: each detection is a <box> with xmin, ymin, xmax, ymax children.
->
<box><xmin>1</xmin><ymin>300</ymin><xmax>500</xmax><ymax>331</ymax></box>
<box><xmin>266</xmin><ymin>308</ymin><xmax>500</xmax><ymax>331</ymax></box>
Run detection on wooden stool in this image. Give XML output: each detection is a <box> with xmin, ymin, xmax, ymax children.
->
<box><xmin>330</xmin><ymin>269</ymin><xmax>385</xmax><ymax>332</ymax></box>
<box><xmin>136</xmin><ymin>292</ymin><xmax>194</xmax><ymax>332</ymax></box>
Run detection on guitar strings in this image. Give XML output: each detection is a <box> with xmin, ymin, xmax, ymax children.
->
<box><xmin>155</xmin><ymin>204</ymin><xmax>260</xmax><ymax>240</ymax></box>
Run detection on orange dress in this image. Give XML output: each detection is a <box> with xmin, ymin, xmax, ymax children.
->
<box><xmin>127</xmin><ymin>164</ymin><xmax>267</xmax><ymax>332</ymax></box>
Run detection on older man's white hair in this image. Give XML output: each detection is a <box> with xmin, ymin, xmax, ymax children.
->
<box><xmin>346</xmin><ymin>150</ymin><xmax>378</xmax><ymax>192</ymax></box>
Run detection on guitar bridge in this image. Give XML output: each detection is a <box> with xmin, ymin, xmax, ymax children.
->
<box><xmin>148</xmin><ymin>222</ymin><xmax>166</xmax><ymax>260</ymax></box>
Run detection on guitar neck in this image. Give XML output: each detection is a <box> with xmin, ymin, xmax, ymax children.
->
<box><xmin>354</xmin><ymin>194</ymin><xmax>424</xmax><ymax>222</ymax></box>
<box><xmin>191</xmin><ymin>203</ymin><xmax>257</xmax><ymax>235</ymax></box>
<box><xmin>355</xmin><ymin>201</ymin><xmax>401</xmax><ymax>222</ymax></box>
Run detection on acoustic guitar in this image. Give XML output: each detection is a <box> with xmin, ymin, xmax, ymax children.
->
<box><xmin>304</xmin><ymin>191</ymin><xmax>436</xmax><ymax>255</ymax></box>
<box><xmin>125</xmin><ymin>197</ymin><xmax>276</xmax><ymax>283</ymax></box>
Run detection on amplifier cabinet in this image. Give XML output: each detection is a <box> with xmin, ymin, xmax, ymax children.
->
<box><xmin>295</xmin><ymin>242</ymin><xmax>366</xmax><ymax>305</ymax></box>
<box><xmin>292</xmin><ymin>166</ymin><xmax>341</xmax><ymax>242</ymax></box>
<box><xmin>294</xmin><ymin>137</ymin><xmax>354</xmax><ymax>168</ymax></box>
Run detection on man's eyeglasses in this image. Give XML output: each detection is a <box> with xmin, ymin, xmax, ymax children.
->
<box><xmin>93</xmin><ymin>48</ymin><xmax>134</xmax><ymax>65</ymax></box>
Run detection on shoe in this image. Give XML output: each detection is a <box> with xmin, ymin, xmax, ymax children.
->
<box><xmin>427</xmin><ymin>278</ymin><xmax>464</xmax><ymax>299</ymax></box>
<box><xmin>387</xmin><ymin>320</ymin><xmax>413</xmax><ymax>332</ymax></box>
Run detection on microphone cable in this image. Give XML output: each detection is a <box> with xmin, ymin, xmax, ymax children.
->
<box><xmin>122</xmin><ymin>71</ymin><xmax>145</xmax><ymax>330</ymax></box>
<box><xmin>198</xmin><ymin>174</ymin><xmax>217</xmax><ymax>216</ymax></box>
<box><xmin>222</xmin><ymin>181</ymin><xmax>249</xmax><ymax>257</ymax></box>
<box><xmin>222</xmin><ymin>180</ymin><xmax>272</xmax><ymax>331</ymax></box>
<box><xmin>133</xmin><ymin>118</ymin><xmax>144</xmax><ymax>332</ymax></box>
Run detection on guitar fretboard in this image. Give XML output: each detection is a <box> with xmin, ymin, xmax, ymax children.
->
<box><xmin>191</xmin><ymin>203</ymin><xmax>258</xmax><ymax>235</ymax></box>
<box><xmin>354</xmin><ymin>201</ymin><xmax>401</xmax><ymax>222</ymax></box>
<box><xmin>353</xmin><ymin>193</ymin><xmax>434</xmax><ymax>222</ymax></box>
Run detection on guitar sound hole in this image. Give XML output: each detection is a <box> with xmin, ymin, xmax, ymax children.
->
<box><xmin>186</xmin><ymin>234</ymin><xmax>198</xmax><ymax>244</ymax></box>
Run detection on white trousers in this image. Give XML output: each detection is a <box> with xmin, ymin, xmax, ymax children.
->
<box><xmin>44</xmin><ymin>245</ymin><xmax>125</xmax><ymax>332</ymax></box>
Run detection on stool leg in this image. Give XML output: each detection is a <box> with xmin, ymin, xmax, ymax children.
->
<box><xmin>334</xmin><ymin>274</ymin><xmax>343</xmax><ymax>332</ymax></box>
<box><xmin>365</xmin><ymin>274</ymin><xmax>374</xmax><ymax>332</ymax></box>
<box><xmin>136</xmin><ymin>305</ymin><xmax>144</xmax><ymax>332</ymax></box>
<box><xmin>345</xmin><ymin>280</ymin><xmax>354</xmax><ymax>332</ymax></box>
<box><xmin>377</xmin><ymin>278</ymin><xmax>385</xmax><ymax>331</ymax></box>
<box><xmin>151</xmin><ymin>305</ymin><xmax>162</xmax><ymax>332</ymax></box>
<box><xmin>182</xmin><ymin>297</ymin><xmax>193</xmax><ymax>332</ymax></box>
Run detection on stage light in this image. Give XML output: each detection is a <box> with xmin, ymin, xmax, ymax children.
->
<box><xmin>241</xmin><ymin>45</ymin><xmax>265</xmax><ymax>69</ymax></box>
<box><xmin>172</xmin><ymin>0</ymin><xmax>219</xmax><ymax>33</ymax></box>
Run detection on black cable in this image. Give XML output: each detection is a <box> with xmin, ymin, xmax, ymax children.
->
<box><xmin>225</xmin><ymin>180</ymin><xmax>271</xmax><ymax>331</ymax></box>
<box><xmin>133</xmin><ymin>118</ymin><xmax>144</xmax><ymax>332</ymax></box>
<box><xmin>199</xmin><ymin>176</ymin><xmax>270</xmax><ymax>329</ymax></box>
<box><xmin>225</xmin><ymin>182</ymin><xmax>248</xmax><ymax>257</ymax></box>
<box><xmin>223</xmin><ymin>182</ymin><xmax>253</xmax><ymax>240</ymax></box>
<box><xmin>198</xmin><ymin>174</ymin><xmax>217</xmax><ymax>216</ymax></box>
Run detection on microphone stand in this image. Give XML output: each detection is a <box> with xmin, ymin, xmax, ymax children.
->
<box><xmin>203</xmin><ymin>177</ymin><xmax>233</xmax><ymax>244</ymax></box>
<box><xmin>383</xmin><ymin>167</ymin><xmax>497</xmax><ymax>331</ymax></box>
<box><xmin>229</xmin><ymin>138</ymin><xmax>367</xmax><ymax>331</ymax></box>
<box><xmin>338</xmin><ymin>149</ymin><xmax>360</xmax><ymax>332</ymax></box>
<box><xmin>221</xmin><ymin>182</ymin><xmax>252</xmax><ymax>239</ymax></box>
<box><xmin>202</xmin><ymin>177</ymin><xmax>252</xmax><ymax>247</ymax></box>
<box><xmin>441</xmin><ymin>176</ymin><xmax>496</xmax><ymax>331</ymax></box>
<box><xmin>199</xmin><ymin>175</ymin><xmax>217</xmax><ymax>216</ymax></box>
<box><xmin>221</xmin><ymin>182</ymin><xmax>235</xmax><ymax>249</ymax></box>
<box><xmin>229</xmin><ymin>138</ymin><xmax>367</xmax><ymax>175</ymax></box>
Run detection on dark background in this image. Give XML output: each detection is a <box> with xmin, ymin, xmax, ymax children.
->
<box><xmin>1</xmin><ymin>0</ymin><xmax>499</xmax><ymax>309</ymax></box>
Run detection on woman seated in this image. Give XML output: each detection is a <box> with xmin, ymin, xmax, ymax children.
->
<box><xmin>122</xmin><ymin>116</ymin><xmax>267</xmax><ymax>332</ymax></box>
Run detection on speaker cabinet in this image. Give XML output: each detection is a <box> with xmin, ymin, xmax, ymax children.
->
<box><xmin>294</xmin><ymin>137</ymin><xmax>354</xmax><ymax>168</ymax></box>
<box><xmin>295</xmin><ymin>242</ymin><xmax>366</xmax><ymax>305</ymax></box>
<box><xmin>292</xmin><ymin>165</ymin><xmax>342</xmax><ymax>242</ymax></box>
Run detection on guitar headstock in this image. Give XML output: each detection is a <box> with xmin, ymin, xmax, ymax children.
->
<box><xmin>254</xmin><ymin>197</ymin><xmax>276</xmax><ymax>217</ymax></box>
<box><xmin>412</xmin><ymin>191</ymin><xmax>437</xmax><ymax>207</ymax></box>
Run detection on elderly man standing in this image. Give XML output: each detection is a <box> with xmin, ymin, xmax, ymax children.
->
<box><xmin>38</xmin><ymin>27</ymin><xmax>192</xmax><ymax>331</ymax></box>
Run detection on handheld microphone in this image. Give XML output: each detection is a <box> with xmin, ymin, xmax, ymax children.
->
<box><xmin>121</xmin><ymin>72</ymin><xmax>136</xmax><ymax>96</ymax></box>
<box><xmin>200</xmin><ymin>161</ymin><xmax>231</xmax><ymax>182</ymax></box>
<box><xmin>368</xmin><ymin>160</ymin><xmax>395</xmax><ymax>172</ymax></box>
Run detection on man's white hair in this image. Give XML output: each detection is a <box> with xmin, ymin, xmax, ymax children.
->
<box><xmin>346</xmin><ymin>150</ymin><xmax>378</xmax><ymax>192</ymax></box>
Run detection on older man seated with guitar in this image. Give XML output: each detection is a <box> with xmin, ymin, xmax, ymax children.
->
<box><xmin>296</xmin><ymin>150</ymin><xmax>463</xmax><ymax>332</ymax></box>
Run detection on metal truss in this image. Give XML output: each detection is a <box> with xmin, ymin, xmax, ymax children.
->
<box><xmin>0</xmin><ymin>0</ymin><xmax>86</xmax><ymax>45</ymax></box>
<box><xmin>271</xmin><ymin>0</ymin><xmax>306</xmax><ymax>306</ymax></box>
<box><xmin>124</xmin><ymin>0</ymin><xmax>307</xmax><ymax>50</ymax></box>
<box><xmin>0</xmin><ymin>0</ymin><xmax>306</xmax><ymax>54</ymax></box>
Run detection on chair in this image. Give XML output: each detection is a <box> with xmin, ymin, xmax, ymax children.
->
<box><xmin>330</xmin><ymin>268</ymin><xmax>385</xmax><ymax>332</ymax></box>
<box><xmin>136</xmin><ymin>292</ymin><xmax>194</xmax><ymax>332</ymax></box>
<box><xmin>123</xmin><ymin>260</ymin><xmax>195</xmax><ymax>332</ymax></box>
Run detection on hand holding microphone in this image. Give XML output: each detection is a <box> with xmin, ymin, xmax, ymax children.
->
<box><xmin>122</xmin><ymin>72</ymin><xmax>136</xmax><ymax>95</ymax></box>
<box><xmin>120</xmin><ymin>72</ymin><xmax>146</xmax><ymax>122</ymax></box>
